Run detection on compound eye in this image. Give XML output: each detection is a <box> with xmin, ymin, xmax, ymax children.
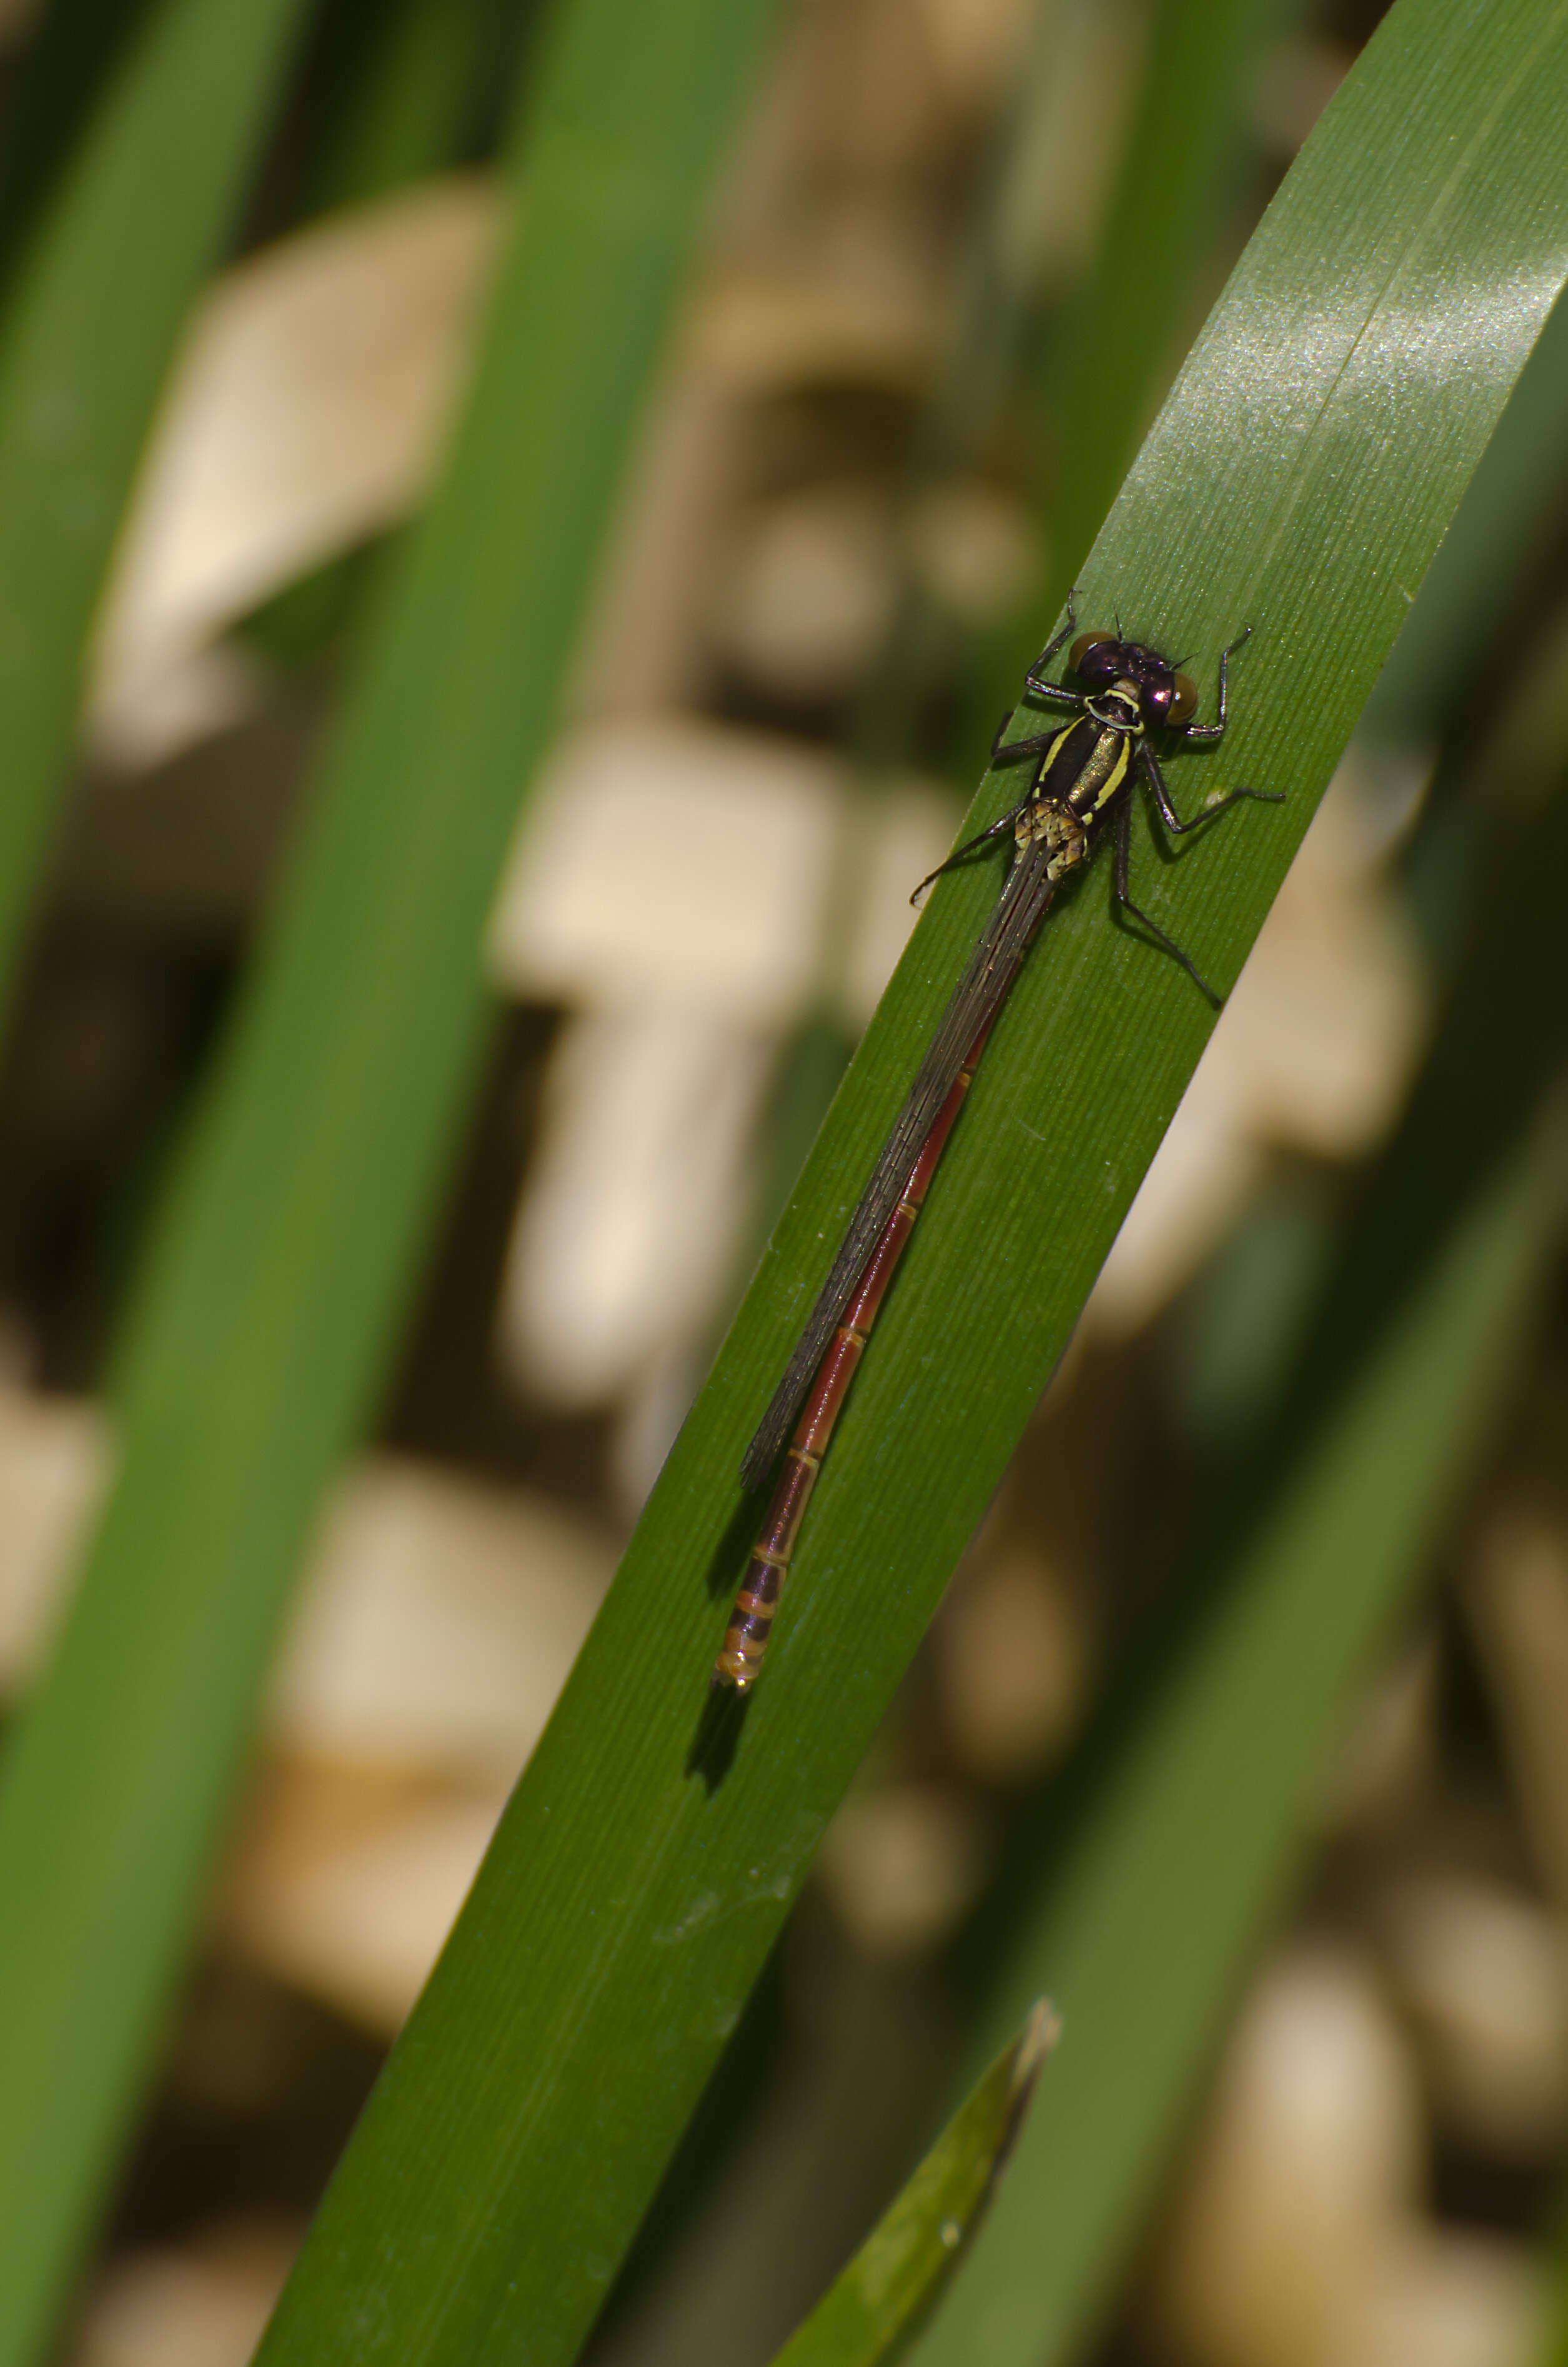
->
<box><xmin>1070</xmin><ymin>630</ymin><xmax>1119</xmax><ymax>679</ymax></box>
<box><xmin>1167</xmin><ymin>671</ymin><xmax>1198</xmax><ymax>726</ymax></box>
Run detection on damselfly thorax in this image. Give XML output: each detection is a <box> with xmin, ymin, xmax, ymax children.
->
<box><xmin>1016</xmin><ymin>675</ymin><xmax>1147</xmax><ymax>884</ymax></box>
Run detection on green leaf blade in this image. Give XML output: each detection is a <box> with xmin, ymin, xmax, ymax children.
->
<box><xmin>0</xmin><ymin>0</ymin><xmax>310</xmax><ymax>1017</ymax></box>
<box><xmin>772</xmin><ymin>2003</ymin><xmax>1059</xmax><ymax>2367</ymax></box>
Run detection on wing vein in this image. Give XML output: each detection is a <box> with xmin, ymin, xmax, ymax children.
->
<box><xmin>739</xmin><ymin>838</ymin><xmax>1058</xmax><ymax>1488</ymax></box>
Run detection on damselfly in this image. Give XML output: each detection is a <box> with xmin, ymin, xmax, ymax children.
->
<box><xmin>713</xmin><ymin>597</ymin><xmax>1281</xmax><ymax>1692</ymax></box>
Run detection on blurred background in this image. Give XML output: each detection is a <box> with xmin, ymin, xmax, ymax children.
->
<box><xmin>0</xmin><ymin>0</ymin><xmax>1566</xmax><ymax>2360</ymax></box>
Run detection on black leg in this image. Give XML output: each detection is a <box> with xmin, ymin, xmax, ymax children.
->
<box><xmin>1018</xmin><ymin>678</ymin><xmax>1085</xmax><ymax>713</ymax></box>
<box><xmin>911</xmin><ymin>800</ymin><xmax>1034</xmax><ymax>907</ymax></box>
<box><xmin>1141</xmin><ymin>744</ymin><xmax>1283</xmax><ymax>836</ymax></box>
<box><xmin>991</xmin><ymin>712</ymin><xmax>1074</xmax><ymax>766</ymax></box>
<box><xmin>1181</xmin><ymin>624</ymin><xmax>1251</xmax><ymax>744</ymax></box>
<box><xmin>1112</xmin><ymin>789</ymin><xmax>1222</xmax><ymax>1004</ymax></box>
<box><xmin>1020</xmin><ymin>587</ymin><xmax>1078</xmax><ymax>692</ymax></box>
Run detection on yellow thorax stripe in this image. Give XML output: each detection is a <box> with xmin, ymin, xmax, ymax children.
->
<box><xmin>1089</xmin><ymin>732</ymin><xmax>1133</xmax><ymax>812</ymax></box>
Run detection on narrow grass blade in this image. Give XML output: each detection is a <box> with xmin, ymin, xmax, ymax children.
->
<box><xmin>908</xmin><ymin>761</ymin><xmax>1568</xmax><ymax>2367</ymax></box>
<box><xmin>297</xmin><ymin>0</ymin><xmax>531</xmax><ymax>219</ymax></box>
<box><xmin>0</xmin><ymin>0</ymin><xmax>310</xmax><ymax>1020</ymax></box>
<box><xmin>0</xmin><ymin>0</ymin><xmax>781</xmax><ymax>2358</ymax></box>
<box><xmin>248</xmin><ymin>4</ymin><xmax>1568</xmax><ymax>2363</ymax></box>
<box><xmin>770</xmin><ymin>2003</ymin><xmax>1059</xmax><ymax>2367</ymax></box>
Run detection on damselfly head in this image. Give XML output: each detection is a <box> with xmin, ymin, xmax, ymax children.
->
<box><xmin>1070</xmin><ymin>630</ymin><xmax>1196</xmax><ymax>728</ymax></box>
<box><xmin>1166</xmin><ymin>670</ymin><xmax>1199</xmax><ymax>725</ymax></box>
<box><xmin>1068</xmin><ymin>629</ymin><xmax>1120</xmax><ymax>680</ymax></box>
